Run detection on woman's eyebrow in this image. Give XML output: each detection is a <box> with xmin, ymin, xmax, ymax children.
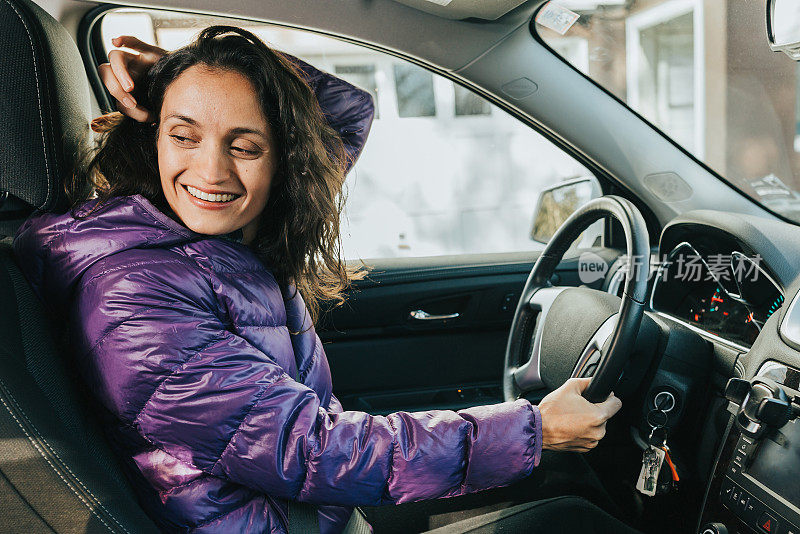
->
<box><xmin>229</xmin><ymin>127</ymin><xmax>269</xmax><ymax>139</ymax></box>
<box><xmin>164</xmin><ymin>113</ymin><xmax>198</xmax><ymax>125</ymax></box>
<box><xmin>164</xmin><ymin>113</ymin><xmax>268</xmax><ymax>139</ymax></box>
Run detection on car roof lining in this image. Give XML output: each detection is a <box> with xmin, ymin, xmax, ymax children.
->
<box><xmin>389</xmin><ymin>0</ymin><xmax>529</xmax><ymax>21</ymax></box>
<box><xmin>79</xmin><ymin>0</ymin><xmax>543</xmax><ymax>73</ymax></box>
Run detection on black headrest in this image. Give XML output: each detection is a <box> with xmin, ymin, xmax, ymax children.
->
<box><xmin>0</xmin><ymin>0</ymin><xmax>93</xmax><ymax>235</ymax></box>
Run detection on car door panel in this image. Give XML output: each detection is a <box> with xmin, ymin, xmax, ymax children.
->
<box><xmin>319</xmin><ymin>248</ymin><xmax>621</xmax><ymax>413</ymax></box>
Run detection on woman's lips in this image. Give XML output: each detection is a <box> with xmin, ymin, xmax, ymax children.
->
<box><xmin>181</xmin><ymin>184</ymin><xmax>241</xmax><ymax>210</ymax></box>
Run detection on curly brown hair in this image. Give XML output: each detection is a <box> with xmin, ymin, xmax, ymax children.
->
<box><xmin>67</xmin><ymin>25</ymin><xmax>366</xmax><ymax>326</ymax></box>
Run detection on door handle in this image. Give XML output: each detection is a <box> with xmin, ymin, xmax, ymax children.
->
<box><xmin>409</xmin><ymin>309</ymin><xmax>460</xmax><ymax>321</ymax></box>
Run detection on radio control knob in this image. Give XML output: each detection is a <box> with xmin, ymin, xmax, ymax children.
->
<box><xmin>701</xmin><ymin>522</ymin><xmax>729</xmax><ymax>534</ymax></box>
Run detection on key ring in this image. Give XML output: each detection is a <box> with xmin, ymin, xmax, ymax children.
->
<box><xmin>646</xmin><ymin>408</ymin><xmax>668</xmax><ymax>429</ymax></box>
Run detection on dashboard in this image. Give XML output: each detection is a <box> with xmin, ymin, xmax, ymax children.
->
<box><xmin>643</xmin><ymin>212</ymin><xmax>800</xmax><ymax>534</ymax></box>
<box><xmin>650</xmin><ymin>242</ymin><xmax>785</xmax><ymax>348</ymax></box>
<box><xmin>595</xmin><ymin>209</ymin><xmax>800</xmax><ymax>533</ymax></box>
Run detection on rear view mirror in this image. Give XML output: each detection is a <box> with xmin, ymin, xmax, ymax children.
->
<box><xmin>767</xmin><ymin>0</ymin><xmax>800</xmax><ymax>60</ymax></box>
<box><xmin>530</xmin><ymin>176</ymin><xmax>601</xmax><ymax>244</ymax></box>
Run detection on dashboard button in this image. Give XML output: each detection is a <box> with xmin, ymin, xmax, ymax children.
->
<box><xmin>738</xmin><ymin>493</ymin><xmax>749</xmax><ymax>511</ymax></box>
<box><xmin>758</xmin><ymin>512</ymin><xmax>777</xmax><ymax>533</ymax></box>
<box><xmin>737</xmin><ymin>438</ymin><xmax>756</xmax><ymax>455</ymax></box>
<box><xmin>745</xmin><ymin>499</ymin><xmax>757</xmax><ymax>520</ymax></box>
<box><xmin>720</xmin><ymin>478</ymin><xmax>735</xmax><ymax>505</ymax></box>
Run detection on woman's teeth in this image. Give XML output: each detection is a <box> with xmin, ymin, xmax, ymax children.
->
<box><xmin>185</xmin><ymin>185</ymin><xmax>239</xmax><ymax>203</ymax></box>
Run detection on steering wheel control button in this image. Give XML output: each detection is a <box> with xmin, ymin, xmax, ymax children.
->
<box><xmin>758</xmin><ymin>512</ymin><xmax>777</xmax><ymax>533</ymax></box>
<box><xmin>500</xmin><ymin>293</ymin><xmax>516</xmax><ymax>313</ymax></box>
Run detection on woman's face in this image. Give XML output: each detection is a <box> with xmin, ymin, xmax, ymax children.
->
<box><xmin>157</xmin><ymin>64</ymin><xmax>276</xmax><ymax>244</ymax></box>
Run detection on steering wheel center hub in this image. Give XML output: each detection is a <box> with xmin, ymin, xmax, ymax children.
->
<box><xmin>538</xmin><ymin>288</ymin><xmax>621</xmax><ymax>390</ymax></box>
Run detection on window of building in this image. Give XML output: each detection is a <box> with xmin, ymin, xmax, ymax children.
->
<box><xmin>393</xmin><ymin>63</ymin><xmax>436</xmax><ymax>118</ymax></box>
<box><xmin>454</xmin><ymin>84</ymin><xmax>491</xmax><ymax>116</ymax></box>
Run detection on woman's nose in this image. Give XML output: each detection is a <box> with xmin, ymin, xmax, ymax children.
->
<box><xmin>195</xmin><ymin>144</ymin><xmax>232</xmax><ymax>185</ymax></box>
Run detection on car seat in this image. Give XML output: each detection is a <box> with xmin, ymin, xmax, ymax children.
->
<box><xmin>0</xmin><ymin>0</ymin><xmax>160</xmax><ymax>531</ymax></box>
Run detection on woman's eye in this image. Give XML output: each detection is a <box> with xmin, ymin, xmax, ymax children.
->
<box><xmin>231</xmin><ymin>146</ymin><xmax>260</xmax><ymax>157</ymax></box>
<box><xmin>170</xmin><ymin>134</ymin><xmax>195</xmax><ymax>144</ymax></box>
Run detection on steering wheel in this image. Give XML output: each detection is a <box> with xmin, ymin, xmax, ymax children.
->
<box><xmin>503</xmin><ymin>195</ymin><xmax>650</xmax><ymax>403</ymax></box>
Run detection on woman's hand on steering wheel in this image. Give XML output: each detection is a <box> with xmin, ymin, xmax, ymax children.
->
<box><xmin>98</xmin><ymin>36</ymin><xmax>166</xmax><ymax>122</ymax></box>
<box><xmin>538</xmin><ymin>377</ymin><xmax>622</xmax><ymax>453</ymax></box>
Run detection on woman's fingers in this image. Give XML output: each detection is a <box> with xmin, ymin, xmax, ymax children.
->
<box><xmin>99</xmin><ymin>62</ymin><xmax>132</xmax><ymax>108</ymax></box>
<box><xmin>108</xmin><ymin>49</ymin><xmax>135</xmax><ymax>93</ymax></box>
<box><xmin>102</xmin><ymin>35</ymin><xmax>166</xmax><ymax>123</ymax></box>
<box><xmin>111</xmin><ymin>35</ymin><xmax>166</xmax><ymax>62</ymax></box>
<box><xmin>598</xmin><ymin>392</ymin><xmax>623</xmax><ymax>420</ymax></box>
<box><xmin>98</xmin><ymin>63</ymin><xmax>151</xmax><ymax>122</ymax></box>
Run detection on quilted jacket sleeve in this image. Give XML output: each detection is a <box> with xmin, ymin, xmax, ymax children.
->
<box><xmin>74</xmin><ymin>255</ymin><xmax>542</xmax><ymax>508</ymax></box>
<box><xmin>283</xmin><ymin>53</ymin><xmax>375</xmax><ymax>173</ymax></box>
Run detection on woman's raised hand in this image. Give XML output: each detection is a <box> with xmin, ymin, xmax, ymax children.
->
<box><xmin>537</xmin><ymin>377</ymin><xmax>623</xmax><ymax>453</ymax></box>
<box><xmin>98</xmin><ymin>36</ymin><xmax>166</xmax><ymax>122</ymax></box>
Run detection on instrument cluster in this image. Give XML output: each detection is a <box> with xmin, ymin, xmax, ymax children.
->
<box><xmin>650</xmin><ymin>243</ymin><xmax>784</xmax><ymax>347</ymax></box>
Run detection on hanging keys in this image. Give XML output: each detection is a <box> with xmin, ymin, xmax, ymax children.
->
<box><xmin>636</xmin><ymin>444</ymin><xmax>666</xmax><ymax>496</ymax></box>
<box><xmin>637</xmin><ymin>403</ymin><xmax>671</xmax><ymax>497</ymax></box>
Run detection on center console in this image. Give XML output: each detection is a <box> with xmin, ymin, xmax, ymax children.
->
<box><xmin>698</xmin><ymin>362</ymin><xmax>800</xmax><ymax>534</ymax></box>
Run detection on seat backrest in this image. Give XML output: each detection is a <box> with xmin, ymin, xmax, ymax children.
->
<box><xmin>0</xmin><ymin>0</ymin><xmax>160</xmax><ymax>530</ymax></box>
<box><xmin>0</xmin><ymin>239</ymin><xmax>160</xmax><ymax>533</ymax></box>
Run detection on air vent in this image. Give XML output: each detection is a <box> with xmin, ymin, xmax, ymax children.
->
<box><xmin>780</xmin><ymin>288</ymin><xmax>800</xmax><ymax>350</ymax></box>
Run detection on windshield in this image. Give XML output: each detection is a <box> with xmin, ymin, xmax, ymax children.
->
<box><xmin>534</xmin><ymin>0</ymin><xmax>800</xmax><ymax>224</ymax></box>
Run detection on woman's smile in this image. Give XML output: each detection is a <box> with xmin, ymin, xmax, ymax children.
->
<box><xmin>182</xmin><ymin>184</ymin><xmax>241</xmax><ymax>206</ymax></box>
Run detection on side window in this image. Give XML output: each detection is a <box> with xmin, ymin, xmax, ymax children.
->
<box><xmin>100</xmin><ymin>10</ymin><xmax>602</xmax><ymax>260</ymax></box>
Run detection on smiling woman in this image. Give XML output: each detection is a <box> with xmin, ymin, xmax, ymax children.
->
<box><xmin>156</xmin><ymin>65</ymin><xmax>277</xmax><ymax>243</ymax></box>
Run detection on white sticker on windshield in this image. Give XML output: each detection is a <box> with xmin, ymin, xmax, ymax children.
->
<box><xmin>536</xmin><ymin>2</ymin><xmax>579</xmax><ymax>35</ymax></box>
<box><xmin>424</xmin><ymin>0</ymin><xmax>453</xmax><ymax>5</ymax></box>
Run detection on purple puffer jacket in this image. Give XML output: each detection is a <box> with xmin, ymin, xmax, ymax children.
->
<box><xmin>12</xmin><ymin>65</ymin><xmax>543</xmax><ymax>534</ymax></box>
